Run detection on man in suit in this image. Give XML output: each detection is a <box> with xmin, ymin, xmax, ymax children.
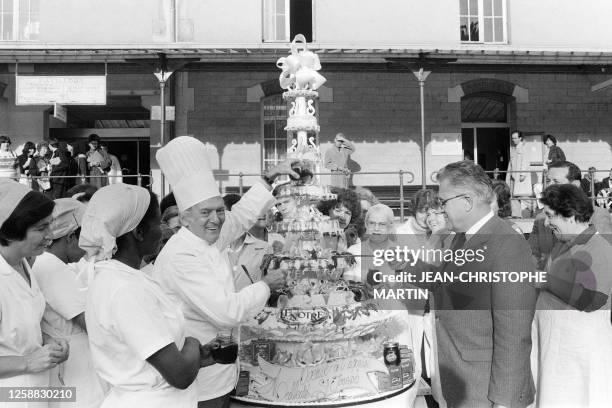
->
<box><xmin>432</xmin><ymin>160</ymin><xmax>537</xmax><ymax>408</ymax></box>
<box><xmin>529</xmin><ymin>161</ymin><xmax>612</xmax><ymax>269</ymax></box>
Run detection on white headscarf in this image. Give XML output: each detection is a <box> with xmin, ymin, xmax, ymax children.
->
<box><xmin>50</xmin><ymin>198</ymin><xmax>86</xmax><ymax>240</ymax></box>
<box><xmin>0</xmin><ymin>179</ymin><xmax>30</xmax><ymax>227</ymax></box>
<box><xmin>79</xmin><ymin>184</ymin><xmax>151</xmax><ymax>262</ymax></box>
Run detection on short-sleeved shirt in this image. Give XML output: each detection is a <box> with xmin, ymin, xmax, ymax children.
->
<box><xmin>31</xmin><ymin>252</ymin><xmax>86</xmax><ymax>338</ymax></box>
<box><xmin>86</xmin><ymin>259</ymin><xmax>196</xmax><ymax>408</ymax></box>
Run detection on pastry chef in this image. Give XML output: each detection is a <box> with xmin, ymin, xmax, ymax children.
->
<box><xmin>153</xmin><ymin>136</ymin><xmax>296</xmax><ymax>408</ymax></box>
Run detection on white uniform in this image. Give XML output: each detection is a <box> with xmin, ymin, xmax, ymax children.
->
<box><xmin>86</xmin><ymin>259</ymin><xmax>197</xmax><ymax>408</ymax></box>
<box><xmin>31</xmin><ymin>253</ymin><xmax>108</xmax><ymax>408</ymax></box>
<box><xmin>0</xmin><ymin>255</ymin><xmax>48</xmax><ymax>408</ymax></box>
<box><xmin>153</xmin><ymin>182</ymin><xmax>274</xmax><ymax>401</ymax></box>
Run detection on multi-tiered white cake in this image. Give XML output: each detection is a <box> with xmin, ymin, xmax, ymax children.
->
<box><xmin>234</xmin><ymin>35</ymin><xmax>416</xmax><ymax>406</ymax></box>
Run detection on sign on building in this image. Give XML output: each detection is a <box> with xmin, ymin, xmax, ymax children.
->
<box><xmin>16</xmin><ymin>76</ymin><xmax>106</xmax><ymax>105</ymax></box>
<box><xmin>53</xmin><ymin>103</ymin><xmax>67</xmax><ymax>123</ymax></box>
<box><xmin>151</xmin><ymin>106</ymin><xmax>175</xmax><ymax>121</ymax></box>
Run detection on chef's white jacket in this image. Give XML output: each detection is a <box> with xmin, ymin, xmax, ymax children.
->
<box><xmin>153</xmin><ymin>182</ymin><xmax>275</xmax><ymax>401</ymax></box>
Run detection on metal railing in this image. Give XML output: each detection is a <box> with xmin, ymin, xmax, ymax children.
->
<box><xmin>3</xmin><ymin>173</ymin><xmax>153</xmax><ymax>188</ymax></box>
<box><xmin>226</xmin><ymin>170</ymin><xmax>415</xmax><ymax>221</ymax></box>
<box><xmin>430</xmin><ymin>167</ymin><xmax>610</xmax><ymax>212</ymax></box>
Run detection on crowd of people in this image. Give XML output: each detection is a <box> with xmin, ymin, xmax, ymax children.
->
<box><xmin>0</xmin><ymin>134</ymin><xmax>611</xmax><ymax>408</ymax></box>
<box><xmin>0</xmin><ymin>134</ymin><xmax>123</xmax><ymax>200</ymax></box>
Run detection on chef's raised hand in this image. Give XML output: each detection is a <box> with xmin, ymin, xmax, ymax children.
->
<box><xmin>263</xmin><ymin>159</ymin><xmax>300</xmax><ymax>184</ymax></box>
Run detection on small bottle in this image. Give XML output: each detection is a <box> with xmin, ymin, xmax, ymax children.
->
<box><xmin>383</xmin><ymin>341</ymin><xmax>401</xmax><ymax>367</ymax></box>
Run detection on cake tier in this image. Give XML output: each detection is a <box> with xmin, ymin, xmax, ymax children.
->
<box><xmin>286</xmin><ymin>114</ymin><xmax>320</xmax><ymax>132</ymax></box>
<box><xmin>236</xmin><ymin>303</ymin><xmax>416</xmax><ymax>404</ymax></box>
<box><xmin>283</xmin><ymin>89</ymin><xmax>319</xmax><ymax>100</ymax></box>
<box><xmin>241</xmin><ymin>302</ymin><xmax>400</xmax><ymax>342</ymax></box>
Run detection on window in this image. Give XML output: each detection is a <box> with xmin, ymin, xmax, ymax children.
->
<box><xmin>460</xmin><ymin>0</ymin><xmax>506</xmax><ymax>43</ymax></box>
<box><xmin>263</xmin><ymin>0</ymin><xmax>312</xmax><ymax>42</ymax></box>
<box><xmin>262</xmin><ymin>94</ymin><xmax>288</xmax><ymax>171</ymax></box>
<box><xmin>0</xmin><ymin>0</ymin><xmax>39</xmax><ymax>41</ymax></box>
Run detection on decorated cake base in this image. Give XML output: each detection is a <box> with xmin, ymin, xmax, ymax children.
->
<box><xmin>233</xmin><ymin>300</ymin><xmax>417</xmax><ymax>406</ymax></box>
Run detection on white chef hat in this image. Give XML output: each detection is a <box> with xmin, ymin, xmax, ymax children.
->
<box><xmin>50</xmin><ymin>198</ymin><xmax>86</xmax><ymax>240</ymax></box>
<box><xmin>79</xmin><ymin>184</ymin><xmax>151</xmax><ymax>262</ymax></box>
<box><xmin>0</xmin><ymin>180</ymin><xmax>30</xmax><ymax>228</ymax></box>
<box><xmin>156</xmin><ymin>136</ymin><xmax>219</xmax><ymax>212</ymax></box>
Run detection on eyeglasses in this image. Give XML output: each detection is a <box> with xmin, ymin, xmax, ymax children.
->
<box><xmin>367</xmin><ymin>221</ymin><xmax>389</xmax><ymax>228</ymax></box>
<box><xmin>437</xmin><ymin>194</ymin><xmax>469</xmax><ymax>208</ymax></box>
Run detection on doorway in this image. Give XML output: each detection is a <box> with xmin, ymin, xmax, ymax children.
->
<box><xmin>461</xmin><ymin>126</ymin><xmax>510</xmax><ymax>179</ymax></box>
<box><xmin>461</xmin><ymin>92</ymin><xmax>512</xmax><ymax>179</ymax></box>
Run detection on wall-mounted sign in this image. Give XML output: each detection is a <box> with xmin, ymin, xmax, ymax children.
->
<box><xmin>53</xmin><ymin>103</ymin><xmax>67</xmax><ymax>123</ymax></box>
<box><xmin>151</xmin><ymin>105</ymin><xmax>175</xmax><ymax>121</ymax></box>
<box><xmin>16</xmin><ymin>75</ymin><xmax>106</xmax><ymax>105</ymax></box>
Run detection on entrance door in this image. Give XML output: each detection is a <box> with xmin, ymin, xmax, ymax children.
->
<box><xmin>461</xmin><ymin>92</ymin><xmax>512</xmax><ymax>179</ymax></box>
<box><xmin>461</xmin><ymin>126</ymin><xmax>510</xmax><ymax>178</ymax></box>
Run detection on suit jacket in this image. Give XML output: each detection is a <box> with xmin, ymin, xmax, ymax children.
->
<box><xmin>432</xmin><ymin>216</ymin><xmax>537</xmax><ymax>407</ymax></box>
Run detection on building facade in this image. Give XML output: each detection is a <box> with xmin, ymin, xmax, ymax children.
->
<box><xmin>1</xmin><ymin>0</ymin><xmax>612</xmax><ymax>192</ymax></box>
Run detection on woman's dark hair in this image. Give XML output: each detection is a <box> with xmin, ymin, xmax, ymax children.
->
<box><xmin>540</xmin><ymin>184</ymin><xmax>593</xmax><ymax>223</ymax></box>
<box><xmin>160</xmin><ymin>192</ymin><xmax>176</xmax><ymax>215</ymax></box>
<box><xmin>0</xmin><ymin>191</ymin><xmax>55</xmax><ymax>246</ymax></box>
<box><xmin>21</xmin><ymin>141</ymin><xmax>36</xmax><ymax>155</ymax></box>
<box><xmin>0</xmin><ymin>135</ymin><xmax>11</xmax><ymax>145</ymax></box>
<box><xmin>544</xmin><ymin>134</ymin><xmax>557</xmax><ymax>145</ymax></box>
<box><xmin>65</xmin><ymin>183</ymin><xmax>98</xmax><ymax>202</ymax></box>
<box><xmin>115</xmin><ymin>190</ymin><xmax>160</xmax><ymax>249</ymax></box>
<box><xmin>412</xmin><ymin>189</ymin><xmax>438</xmax><ymax>214</ymax></box>
<box><xmin>49</xmin><ymin>137</ymin><xmax>60</xmax><ymax>148</ymax></box>
<box><xmin>492</xmin><ymin>180</ymin><xmax>512</xmax><ymax>218</ymax></box>
<box><xmin>317</xmin><ymin>187</ymin><xmax>365</xmax><ymax>239</ymax></box>
<box><xmin>88</xmin><ymin>134</ymin><xmax>101</xmax><ymax>143</ymax></box>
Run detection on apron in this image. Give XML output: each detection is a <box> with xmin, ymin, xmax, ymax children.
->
<box><xmin>46</xmin><ymin>332</ymin><xmax>109</xmax><ymax>408</ymax></box>
<box><xmin>0</xmin><ymin>260</ymin><xmax>49</xmax><ymax>408</ymax></box>
<box><xmin>534</xmin><ymin>300</ymin><xmax>612</xmax><ymax>407</ymax></box>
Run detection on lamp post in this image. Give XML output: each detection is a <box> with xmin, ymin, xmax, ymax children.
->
<box><xmin>412</xmin><ymin>68</ymin><xmax>430</xmax><ymax>189</ymax></box>
<box><xmin>386</xmin><ymin>55</ymin><xmax>456</xmax><ymax>189</ymax></box>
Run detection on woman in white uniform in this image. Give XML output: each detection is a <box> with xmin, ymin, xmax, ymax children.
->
<box><xmin>0</xmin><ymin>180</ymin><xmax>70</xmax><ymax>408</ymax></box>
<box><xmin>535</xmin><ymin>184</ymin><xmax>612</xmax><ymax>407</ymax></box>
<box><xmin>31</xmin><ymin>198</ymin><xmax>109</xmax><ymax>408</ymax></box>
<box><xmin>79</xmin><ymin>184</ymin><xmax>215</xmax><ymax>408</ymax></box>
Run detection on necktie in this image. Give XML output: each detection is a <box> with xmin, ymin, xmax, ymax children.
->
<box><xmin>451</xmin><ymin>232</ymin><xmax>467</xmax><ymax>250</ymax></box>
